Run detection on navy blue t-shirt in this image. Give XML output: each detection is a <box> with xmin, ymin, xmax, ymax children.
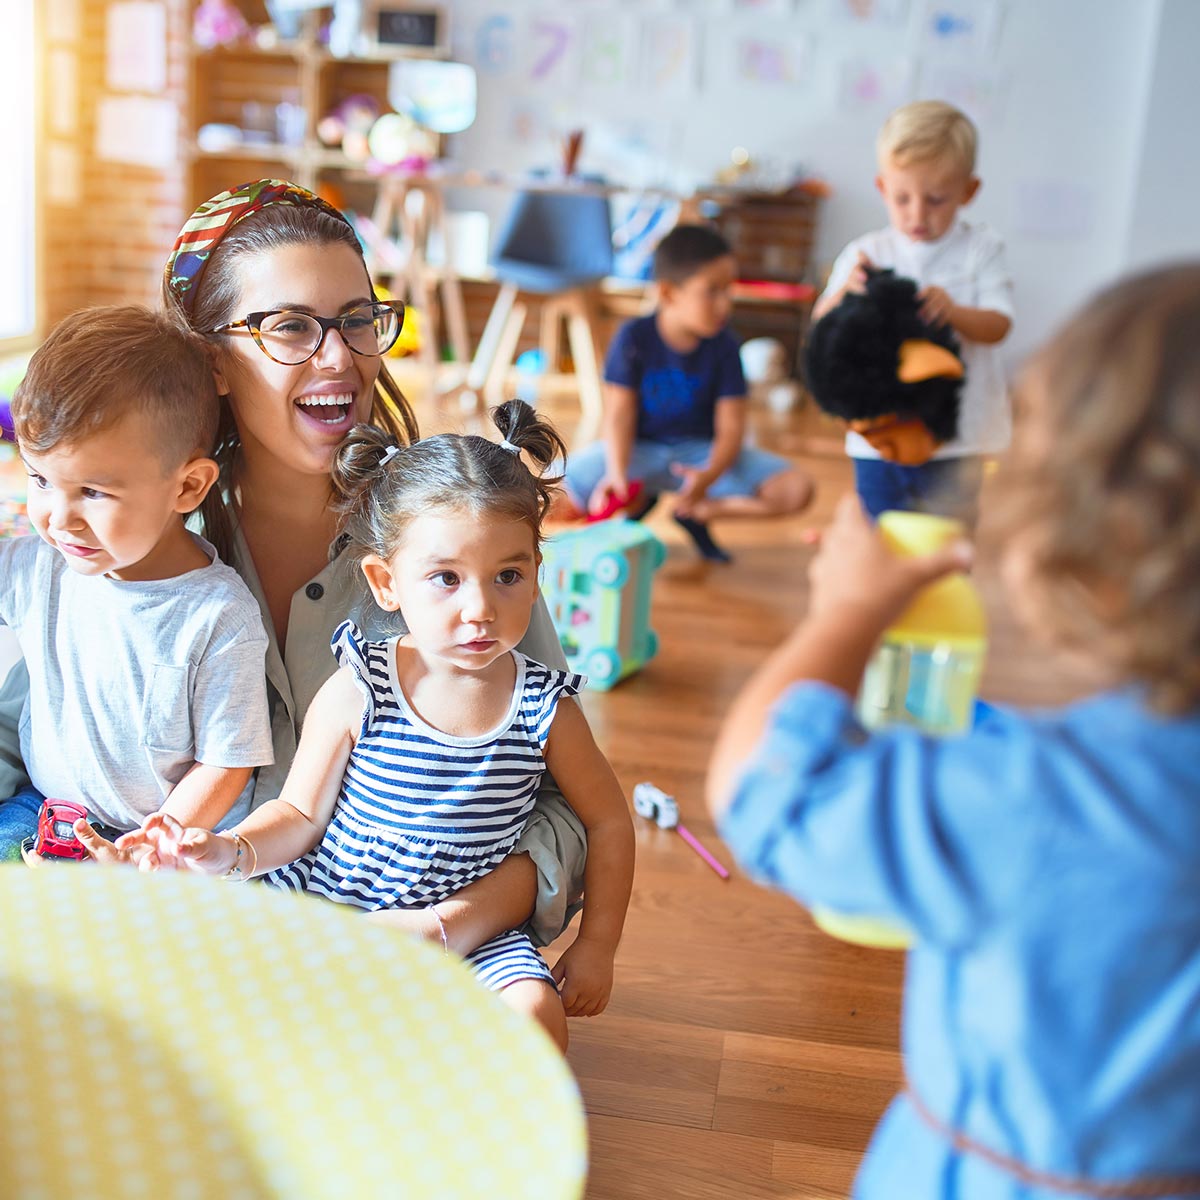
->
<box><xmin>603</xmin><ymin>314</ymin><xmax>745</xmax><ymax>445</ymax></box>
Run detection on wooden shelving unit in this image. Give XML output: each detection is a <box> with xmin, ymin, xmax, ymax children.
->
<box><xmin>184</xmin><ymin>5</ymin><xmax>445</xmax><ymax>211</ymax></box>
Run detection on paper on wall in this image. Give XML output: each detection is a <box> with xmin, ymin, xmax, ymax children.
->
<box><xmin>106</xmin><ymin>1</ymin><xmax>167</xmax><ymax>93</ymax></box>
<box><xmin>95</xmin><ymin>95</ymin><xmax>177</xmax><ymax>169</ymax></box>
<box><xmin>46</xmin><ymin>142</ymin><xmax>82</xmax><ymax>206</ymax></box>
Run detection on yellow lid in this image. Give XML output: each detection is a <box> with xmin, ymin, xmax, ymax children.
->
<box><xmin>878</xmin><ymin>510</ymin><xmax>986</xmax><ymax>645</ymax></box>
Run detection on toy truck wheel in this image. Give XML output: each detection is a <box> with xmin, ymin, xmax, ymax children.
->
<box><xmin>585</xmin><ymin>649</ymin><xmax>622</xmax><ymax>686</ymax></box>
<box><xmin>591</xmin><ymin>552</ymin><xmax>628</xmax><ymax>588</ymax></box>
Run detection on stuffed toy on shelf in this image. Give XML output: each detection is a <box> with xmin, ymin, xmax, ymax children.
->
<box><xmin>804</xmin><ymin>268</ymin><xmax>965</xmax><ymax>466</ymax></box>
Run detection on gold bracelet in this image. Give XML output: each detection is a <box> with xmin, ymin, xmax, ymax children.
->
<box><xmin>222</xmin><ymin>832</ymin><xmax>258</xmax><ymax>881</ymax></box>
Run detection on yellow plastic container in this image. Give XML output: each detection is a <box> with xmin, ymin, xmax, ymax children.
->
<box><xmin>812</xmin><ymin>511</ymin><xmax>986</xmax><ymax>949</ymax></box>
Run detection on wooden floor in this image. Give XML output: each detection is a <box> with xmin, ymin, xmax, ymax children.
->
<box><xmin>402</xmin><ymin>368</ymin><xmax>1096</xmax><ymax>1200</ymax></box>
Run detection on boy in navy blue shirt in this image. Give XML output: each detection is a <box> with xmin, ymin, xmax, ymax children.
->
<box><xmin>560</xmin><ymin>225</ymin><xmax>813</xmax><ymax>561</ymax></box>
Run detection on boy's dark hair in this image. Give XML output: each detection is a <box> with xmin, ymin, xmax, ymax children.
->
<box><xmin>13</xmin><ymin>305</ymin><xmax>219</xmax><ymax>468</ymax></box>
<box><xmin>331</xmin><ymin>400</ymin><xmax>567</xmax><ymax>574</ymax></box>
<box><xmin>653</xmin><ymin>224</ymin><xmax>733</xmax><ymax>286</ymax></box>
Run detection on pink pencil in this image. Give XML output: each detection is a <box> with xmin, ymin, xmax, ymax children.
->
<box><xmin>675</xmin><ymin>822</ymin><xmax>731</xmax><ymax>880</ymax></box>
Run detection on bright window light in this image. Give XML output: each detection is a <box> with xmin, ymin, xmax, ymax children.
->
<box><xmin>0</xmin><ymin>0</ymin><xmax>36</xmax><ymax>344</ymax></box>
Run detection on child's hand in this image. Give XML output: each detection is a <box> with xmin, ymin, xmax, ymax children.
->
<box><xmin>808</xmin><ymin>494</ymin><xmax>973</xmax><ymax>629</ymax></box>
<box><xmin>121</xmin><ymin>812</ymin><xmax>237</xmax><ymax>875</ymax></box>
<box><xmin>917</xmin><ymin>285</ymin><xmax>956</xmax><ymax>326</ymax></box>
<box><xmin>74</xmin><ymin>821</ymin><xmax>146</xmax><ymax>867</ymax></box>
<box><xmin>587</xmin><ymin>474</ymin><xmax>630</xmax><ymax>517</ymax></box>
<box><xmin>550</xmin><ymin>935</ymin><xmax>615</xmax><ymax>1018</ymax></box>
<box><xmin>670</xmin><ymin>464</ymin><xmax>711</xmax><ymax>516</ymax></box>
<box><xmin>846</xmin><ymin>250</ymin><xmax>873</xmax><ymax>294</ymax></box>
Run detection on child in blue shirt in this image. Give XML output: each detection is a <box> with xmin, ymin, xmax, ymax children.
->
<box><xmin>709</xmin><ymin>264</ymin><xmax>1200</xmax><ymax>1197</ymax></box>
<box><xmin>561</xmin><ymin>224</ymin><xmax>813</xmax><ymax>562</ymax></box>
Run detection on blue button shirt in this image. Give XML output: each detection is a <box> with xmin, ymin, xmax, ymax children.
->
<box><xmin>719</xmin><ymin>682</ymin><xmax>1200</xmax><ymax>1197</ymax></box>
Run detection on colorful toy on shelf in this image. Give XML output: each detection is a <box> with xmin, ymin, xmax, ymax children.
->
<box><xmin>633</xmin><ymin>782</ymin><xmax>730</xmax><ymax>880</ymax></box>
<box><xmin>192</xmin><ymin>0</ymin><xmax>251</xmax><ymax>48</ymax></box>
<box><xmin>539</xmin><ymin>519</ymin><xmax>665</xmax><ymax>691</ymax></box>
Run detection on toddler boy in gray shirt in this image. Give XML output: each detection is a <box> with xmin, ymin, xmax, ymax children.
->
<box><xmin>0</xmin><ymin>305</ymin><xmax>273</xmax><ymax>861</ymax></box>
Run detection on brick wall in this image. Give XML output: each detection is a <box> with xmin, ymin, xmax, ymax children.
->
<box><xmin>40</xmin><ymin>0</ymin><xmax>190</xmax><ymax>329</ymax></box>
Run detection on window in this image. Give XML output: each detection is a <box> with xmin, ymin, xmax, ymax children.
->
<box><xmin>0</xmin><ymin>0</ymin><xmax>36</xmax><ymax>346</ymax></box>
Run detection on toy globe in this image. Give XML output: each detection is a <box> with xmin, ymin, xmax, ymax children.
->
<box><xmin>0</xmin><ymin>869</ymin><xmax>587</xmax><ymax>1199</ymax></box>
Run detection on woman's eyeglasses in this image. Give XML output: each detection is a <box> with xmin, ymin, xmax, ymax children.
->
<box><xmin>212</xmin><ymin>301</ymin><xmax>404</xmax><ymax>365</ymax></box>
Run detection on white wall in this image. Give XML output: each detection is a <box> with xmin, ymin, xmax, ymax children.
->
<box><xmin>1123</xmin><ymin>0</ymin><xmax>1200</xmax><ymax>272</ymax></box>
<box><xmin>445</xmin><ymin>0</ymin><xmax>1195</xmax><ymax>364</ymax></box>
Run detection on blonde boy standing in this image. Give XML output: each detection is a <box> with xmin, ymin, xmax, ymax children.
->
<box><xmin>813</xmin><ymin>100</ymin><xmax>1013</xmax><ymax>524</ymax></box>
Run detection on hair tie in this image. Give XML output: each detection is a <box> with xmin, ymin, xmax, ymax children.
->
<box><xmin>499</xmin><ymin>439</ymin><xmax>521</xmax><ymax>456</ymax></box>
<box><xmin>379</xmin><ymin>444</ymin><xmax>401</xmax><ymax>468</ymax></box>
<box><xmin>164</xmin><ymin>178</ymin><xmax>355</xmax><ymax>316</ymax></box>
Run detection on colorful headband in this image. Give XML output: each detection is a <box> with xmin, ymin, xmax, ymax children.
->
<box><xmin>164</xmin><ymin>179</ymin><xmax>354</xmax><ymax>317</ymax></box>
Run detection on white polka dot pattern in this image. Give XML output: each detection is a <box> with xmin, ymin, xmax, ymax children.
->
<box><xmin>0</xmin><ymin>868</ymin><xmax>587</xmax><ymax>1199</ymax></box>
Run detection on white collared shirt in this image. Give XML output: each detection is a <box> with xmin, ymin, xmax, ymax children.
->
<box><xmin>818</xmin><ymin>218</ymin><xmax>1015</xmax><ymax>459</ymax></box>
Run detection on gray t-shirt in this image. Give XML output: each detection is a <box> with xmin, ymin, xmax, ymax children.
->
<box><xmin>0</xmin><ymin>534</ymin><xmax>273</xmax><ymax>831</ymax></box>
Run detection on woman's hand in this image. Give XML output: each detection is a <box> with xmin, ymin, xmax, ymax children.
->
<box><xmin>550</xmin><ymin>935</ymin><xmax>615</xmax><ymax>1018</ymax></box>
<box><xmin>807</xmin><ymin>494</ymin><xmax>972</xmax><ymax>631</ymax></box>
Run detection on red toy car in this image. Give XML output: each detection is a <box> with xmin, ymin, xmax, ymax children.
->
<box><xmin>34</xmin><ymin>798</ymin><xmax>90</xmax><ymax>860</ymax></box>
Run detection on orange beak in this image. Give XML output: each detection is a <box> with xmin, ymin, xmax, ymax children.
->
<box><xmin>897</xmin><ymin>339</ymin><xmax>964</xmax><ymax>384</ymax></box>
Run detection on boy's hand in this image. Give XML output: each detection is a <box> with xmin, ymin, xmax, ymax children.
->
<box><xmin>917</xmin><ymin>285</ymin><xmax>955</xmax><ymax>326</ymax></box>
<box><xmin>670</xmin><ymin>464</ymin><xmax>711</xmax><ymax>516</ymax></box>
<box><xmin>808</xmin><ymin>494</ymin><xmax>972</xmax><ymax>630</ymax></box>
<box><xmin>74</xmin><ymin>821</ymin><xmax>145</xmax><ymax>867</ymax></box>
<box><xmin>587</xmin><ymin>474</ymin><xmax>630</xmax><ymax>517</ymax></box>
<box><xmin>846</xmin><ymin>250</ymin><xmax>873</xmax><ymax>294</ymax></box>
<box><xmin>550</xmin><ymin>935</ymin><xmax>614</xmax><ymax>1018</ymax></box>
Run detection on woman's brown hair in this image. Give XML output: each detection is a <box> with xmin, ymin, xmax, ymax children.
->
<box><xmin>161</xmin><ymin>202</ymin><xmax>419</xmax><ymax>561</ymax></box>
<box><xmin>992</xmin><ymin>262</ymin><xmax>1200</xmax><ymax>714</ymax></box>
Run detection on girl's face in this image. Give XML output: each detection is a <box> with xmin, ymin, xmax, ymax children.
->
<box><xmin>362</xmin><ymin>508</ymin><xmax>540</xmax><ymax>676</ymax></box>
<box><xmin>213</xmin><ymin>241</ymin><xmax>381</xmax><ymax>478</ymax></box>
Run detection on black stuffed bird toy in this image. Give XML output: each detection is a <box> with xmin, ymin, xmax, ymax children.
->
<box><xmin>804</xmin><ymin>267</ymin><xmax>966</xmax><ymax>465</ymax></box>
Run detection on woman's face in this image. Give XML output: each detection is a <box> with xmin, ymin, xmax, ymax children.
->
<box><xmin>214</xmin><ymin>241</ymin><xmax>382</xmax><ymax>478</ymax></box>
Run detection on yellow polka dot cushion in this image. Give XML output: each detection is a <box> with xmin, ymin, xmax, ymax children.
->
<box><xmin>0</xmin><ymin>868</ymin><xmax>586</xmax><ymax>1199</ymax></box>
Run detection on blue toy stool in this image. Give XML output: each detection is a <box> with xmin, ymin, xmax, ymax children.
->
<box><xmin>540</xmin><ymin>519</ymin><xmax>665</xmax><ymax>691</ymax></box>
<box><xmin>463</xmin><ymin>177</ymin><xmax>614</xmax><ymax>445</ymax></box>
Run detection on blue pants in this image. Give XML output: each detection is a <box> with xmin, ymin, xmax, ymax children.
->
<box><xmin>0</xmin><ymin>785</ymin><xmax>43</xmax><ymax>864</ymax></box>
<box><xmin>852</xmin><ymin>455</ymin><xmax>985</xmax><ymax>528</ymax></box>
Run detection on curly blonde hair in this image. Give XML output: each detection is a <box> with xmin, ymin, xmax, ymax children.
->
<box><xmin>992</xmin><ymin>263</ymin><xmax>1200</xmax><ymax>714</ymax></box>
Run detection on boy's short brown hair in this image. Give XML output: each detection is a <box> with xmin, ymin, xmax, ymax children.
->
<box><xmin>991</xmin><ymin>263</ymin><xmax>1200</xmax><ymax>715</ymax></box>
<box><xmin>877</xmin><ymin>100</ymin><xmax>977</xmax><ymax>177</ymax></box>
<box><xmin>12</xmin><ymin>305</ymin><xmax>219</xmax><ymax>468</ymax></box>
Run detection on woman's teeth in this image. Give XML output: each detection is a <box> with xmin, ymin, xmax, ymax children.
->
<box><xmin>296</xmin><ymin>393</ymin><xmax>353</xmax><ymax>424</ymax></box>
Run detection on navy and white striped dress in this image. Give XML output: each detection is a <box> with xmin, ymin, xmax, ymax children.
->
<box><xmin>265</xmin><ymin>621</ymin><xmax>584</xmax><ymax>992</ymax></box>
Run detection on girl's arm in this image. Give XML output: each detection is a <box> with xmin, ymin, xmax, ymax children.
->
<box><xmin>542</xmin><ymin>698</ymin><xmax>635</xmax><ymax>1017</ymax></box>
<box><xmin>707</xmin><ymin>495</ymin><xmax>972</xmax><ymax>815</ymax></box>
<box><xmin>122</xmin><ymin>668</ymin><xmax>360</xmax><ymax>875</ymax></box>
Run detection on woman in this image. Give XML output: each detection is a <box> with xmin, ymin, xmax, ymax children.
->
<box><xmin>1</xmin><ymin>179</ymin><xmax>584</xmax><ymax>963</ymax></box>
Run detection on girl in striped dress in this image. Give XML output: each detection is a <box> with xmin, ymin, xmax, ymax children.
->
<box><xmin>127</xmin><ymin>400</ymin><xmax>635</xmax><ymax>1051</ymax></box>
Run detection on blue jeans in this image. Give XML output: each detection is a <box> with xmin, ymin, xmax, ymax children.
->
<box><xmin>852</xmin><ymin>455</ymin><xmax>985</xmax><ymax>528</ymax></box>
<box><xmin>0</xmin><ymin>785</ymin><xmax>43</xmax><ymax>864</ymax></box>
